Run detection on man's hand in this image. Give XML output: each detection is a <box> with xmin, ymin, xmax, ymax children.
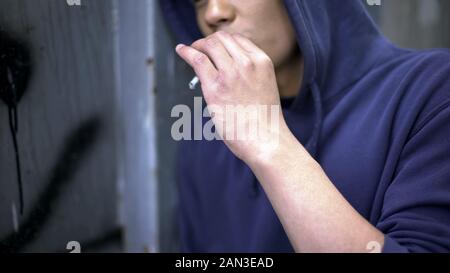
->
<box><xmin>176</xmin><ymin>31</ymin><xmax>288</xmax><ymax>163</ymax></box>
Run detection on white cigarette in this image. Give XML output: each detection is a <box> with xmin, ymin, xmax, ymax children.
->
<box><xmin>189</xmin><ymin>76</ymin><xmax>200</xmax><ymax>90</ymax></box>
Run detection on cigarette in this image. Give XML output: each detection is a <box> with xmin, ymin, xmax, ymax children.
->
<box><xmin>189</xmin><ymin>76</ymin><xmax>200</xmax><ymax>90</ymax></box>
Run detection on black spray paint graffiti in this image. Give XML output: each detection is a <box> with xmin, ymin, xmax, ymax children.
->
<box><xmin>0</xmin><ymin>30</ymin><xmax>32</xmax><ymax>215</ymax></box>
<box><xmin>0</xmin><ymin>116</ymin><xmax>103</xmax><ymax>253</ymax></box>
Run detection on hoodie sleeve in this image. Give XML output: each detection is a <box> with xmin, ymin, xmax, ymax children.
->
<box><xmin>377</xmin><ymin>100</ymin><xmax>450</xmax><ymax>253</ymax></box>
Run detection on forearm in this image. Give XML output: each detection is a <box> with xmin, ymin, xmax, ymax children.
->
<box><xmin>247</xmin><ymin>126</ymin><xmax>385</xmax><ymax>253</ymax></box>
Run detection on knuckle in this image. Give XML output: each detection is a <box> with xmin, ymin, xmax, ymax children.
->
<box><xmin>215</xmin><ymin>30</ymin><xmax>229</xmax><ymax>39</ymax></box>
<box><xmin>212</xmin><ymin>71</ymin><xmax>228</xmax><ymax>91</ymax></box>
<box><xmin>192</xmin><ymin>38</ymin><xmax>206</xmax><ymax>50</ymax></box>
<box><xmin>230</xmin><ymin>69</ymin><xmax>242</xmax><ymax>81</ymax></box>
<box><xmin>241</xmin><ymin>58</ymin><xmax>255</xmax><ymax>70</ymax></box>
<box><xmin>232</xmin><ymin>32</ymin><xmax>245</xmax><ymax>39</ymax></box>
<box><xmin>257</xmin><ymin>54</ymin><xmax>273</xmax><ymax>67</ymax></box>
<box><xmin>206</xmin><ymin>36</ymin><xmax>219</xmax><ymax>47</ymax></box>
<box><xmin>193</xmin><ymin>53</ymin><xmax>208</xmax><ymax>65</ymax></box>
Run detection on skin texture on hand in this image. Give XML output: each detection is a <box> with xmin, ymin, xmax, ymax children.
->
<box><xmin>192</xmin><ymin>0</ymin><xmax>303</xmax><ymax>98</ymax></box>
<box><xmin>176</xmin><ymin>31</ymin><xmax>289</xmax><ymax>163</ymax></box>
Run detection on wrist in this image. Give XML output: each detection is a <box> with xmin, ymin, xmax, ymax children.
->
<box><xmin>248</xmin><ymin>134</ymin><xmax>322</xmax><ymax>194</ymax></box>
<box><xmin>246</xmin><ymin>122</ymin><xmax>313</xmax><ymax>170</ymax></box>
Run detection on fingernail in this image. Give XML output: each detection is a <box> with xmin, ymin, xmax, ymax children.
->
<box><xmin>176</xmin><ymin>44</ymin><xmax>185</xmax><ymax>51</ymax></box>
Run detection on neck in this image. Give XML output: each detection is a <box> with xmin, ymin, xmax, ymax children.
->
<box><xmin>275</xmin><ymin>52</ymin><xmax>304</xmax><ymax>98</ymax></box>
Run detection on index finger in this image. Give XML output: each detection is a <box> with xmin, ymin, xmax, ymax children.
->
<box><xmin>176</xmin><ymin>44</ymin><xmax>218</xmax><ymax>87</ymax></box>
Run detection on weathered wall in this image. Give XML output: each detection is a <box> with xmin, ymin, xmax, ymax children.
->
<box><xmin>0</xmin><ymin>0</ymin><xmax>158</xmax><ymax>253</ymax></box>
<box><xmin>380</xmin><ymin>0</ymin><xmax>450</xmax><ymax>49</ymax></box>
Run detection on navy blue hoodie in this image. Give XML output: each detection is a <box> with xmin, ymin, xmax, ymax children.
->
<box><xmin>160</xmin><ymin>0</ymin><xmax>450</xmax><ymax>253</ymax></box>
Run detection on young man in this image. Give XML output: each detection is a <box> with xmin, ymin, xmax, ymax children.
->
<box><xmin>160</xmin><ymin>0</ymin><xmax>450</xmax><ymax>252</ymax></box>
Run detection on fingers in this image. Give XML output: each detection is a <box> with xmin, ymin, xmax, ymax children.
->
<box><xmin>232</xmin><ymin>33</ymin><xmax>273</xmax><ymax>66</ymax></box>
<box><xmin>191</xmin><ymin>34</ymin><xmax>233</xmax><ymax>69</ymax></box>
<box><xmin>213</xmin><ymin>32</ymin><xmax>250</xmax><ymax>65</ymax></box>
<box><xmin>175</xmin><ymin>31</ymin><xmax>272</xmax><ymax>89</ymax></box>
<box><xmin>175</xmin><ymin>44</ymin><xmax>218</xmax><ymax>87</ymax></box>
<box><xmin>232</xmin><ymin>33</ymin><xmax>263</xmax><ymax>54</ymax></box>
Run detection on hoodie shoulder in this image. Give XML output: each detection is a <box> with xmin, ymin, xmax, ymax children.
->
<box><xmin>409</xmin><ymin>49</ymin><xmax>450</xmax><ymax>80</ymax></box>
<box><xmin>405</xmin><ymin>49</ymin><xmax>450</xmax><ymax>116</ymax></box>
<box><xmin>376</xmin><ymin>50</ymin><xmax>450</xmax><ymax>252</ymax></box>
<box><xmin>383</xmin><ymin>48</ymin><xmax>450</xmax><ymax>128</ymax></box>
<box><xmin>391</xmin><ymin>48</ymin><xmax>450</xmax><ymax>79</ymax></box>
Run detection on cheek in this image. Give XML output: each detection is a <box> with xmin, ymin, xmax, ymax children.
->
<box><xmin>197</xmin><ymin>24</ymin><xmax>208</xmax><ymax>37</ymax></box>
<box><xmin>196</xmin><ymin>14</ymin><xmax>212</xmax><ymax>36</ymax></box>
<box><xmin>258</xmin><ymin>2</ymin><xmax>300</xmax><ymax>66</ymax></box>
<box><xmin>262</xmin><ymin>35</ymin><xmax>299</xmax><ymax>67</ymax></box>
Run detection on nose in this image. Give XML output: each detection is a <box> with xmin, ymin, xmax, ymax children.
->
<box><xmin>203</xmin><ymin>0</ymin><xmax>236</xmax><ymax>31</ymax></box>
